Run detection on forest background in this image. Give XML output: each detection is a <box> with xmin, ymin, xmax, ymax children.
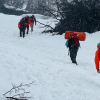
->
<box><xmin>0</xmin><ymin>0</ymin><xmax>100</xmax><ymax>34</ymax></box>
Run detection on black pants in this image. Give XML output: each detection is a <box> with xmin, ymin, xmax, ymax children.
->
<box><xmin>20</xmin><ymin>28</ymin><xmax>25</xmax><ymax>38</ymax></box>
<box><xmin>25</xmin><ymin>25</ymin><xmax>29</xmax><ymax>34</ymax></box>
<box><xmin>69</xmin><ymin>47</ymin><xmax>78</xmax><ymax>64</ymax></box>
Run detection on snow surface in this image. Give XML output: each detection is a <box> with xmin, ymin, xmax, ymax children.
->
<box><xmin>0</xmin><ymin>13</ymin><xmax>100</xmax><ymax>100</ymax></box>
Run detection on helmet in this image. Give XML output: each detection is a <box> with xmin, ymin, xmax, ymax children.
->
<box><xmin>20</xmin><ymin>18</ymin><xmax>24</xmax><ymax>21</ymax></box>
<box><xmin>22</xmin><ymin>18</ymin><xmax>24</xmax><ymax>20</ymax></box>
<box><xmin>32</xmin><ymin>15</ymin><xmax>34</xmax><ymax>17</ymax></box>
<box><xmin>97</xmin><ymin>43</ymin><xmax>100</xmax><ymax>48</ymax></box>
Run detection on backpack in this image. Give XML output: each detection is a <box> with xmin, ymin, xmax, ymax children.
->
<box><xmin>68</xmin><ymin>33</ymin><xmax>80</xmax><ymax>48</ymax></box>
<box><xmin>73</xmin><ymin>36</ymin><xmax>80</xmax><ymax>46</ymax></box>
<box><xmin>65</xmin><ymin>40</ymin><xmax>68</xmax><ymax>47</ymax></box>
<box><xmin>24</xmin><ymin>16</ymin><xmax>29</xmax><ymax>23</ymax></box>
<box><xmin>20</xmin><ymin>19</ymin><xmax>25</xmax><ymax>28</ymax></box>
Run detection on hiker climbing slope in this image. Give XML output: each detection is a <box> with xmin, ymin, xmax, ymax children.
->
<box><xmin>95</xmin><ymin>43</ymin><xmax>100</xmax><ymax>73</ymax></box>
<box><xmin>68</xmin><ymin>33</ymin><xmax>80</xmax><ymax>65</ymax></box>
<box><xmin>18</xmin><ymin>18</ymin><xmax>26</xmax><ymax>38</ymax></box>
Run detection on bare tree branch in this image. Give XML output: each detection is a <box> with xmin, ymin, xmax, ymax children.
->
<box><xmin>40</xmin><ymin>7</ymin><xmax>60</xmax><ymax>21</ymax></box>
<box><xmin>55</xmin><ymin>0</ymin><xmax>65</xmax><ymax>19</ymax></box>
<box><xmin>36</xmin><ymin>20</ymin><xmax>55</xmax><ymax>30</ymax></box>
<box><xmin>3</xmin><ymin>81</ymin><xmax>35</xmax><ymax>96</ymax></box>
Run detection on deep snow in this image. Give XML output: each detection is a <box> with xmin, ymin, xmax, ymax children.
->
<box><xmin>0</xmin><ymin>13</ymin><xmax>100</xmax><ymax>100</ymax></box>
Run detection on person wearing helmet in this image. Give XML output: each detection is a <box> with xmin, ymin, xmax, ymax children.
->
<box><xmin>24</xmin><ymin>16</ymin><xmax>33</xmax><ymax>34</ymax></box>
<box><xmin>94</xmin><ymin>43</ymin><xmax>100</xmax><ymax>73</ymax></box>
<box><xmin>68</xmin><ymin>33</ymin><xmax>80</xmax><ymax>65</ymax></box>
<box><xmin>29</xmin><ymin>15</ymin><xmax>36</xmax><ymax>32</ymax></box>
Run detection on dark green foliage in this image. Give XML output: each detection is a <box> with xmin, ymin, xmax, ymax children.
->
<box><xmin>54</xmin><ymin>0</ymin><xmax>100</xmax><ymax>34</ymax></box>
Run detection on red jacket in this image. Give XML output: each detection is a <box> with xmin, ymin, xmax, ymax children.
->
<box><xmin>26</xmin><ymin>19</ymin><xmax>33</xmax><ymax>27</ymax></box>
<box><xmin>30</xmin><ymin>15</ymin><xmax>36</xmax><ymax>25</ymax></box>
<box><xmin>24</xmin><ymin>17</ymin><xmax>33</xmax><ymax>27</ymax></box>
<box><xmin>18</xmin><ymin>19</ymin><xmax>26</xmax><ymax>29</ymax></box>
<box><xmin>95</xmin><ymin>45</ymin><xmax>100</xmax><ymax>71</ymax></box>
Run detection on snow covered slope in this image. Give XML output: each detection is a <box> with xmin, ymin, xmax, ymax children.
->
<box><xmin>0</xmin><ymin>13</ymin><xmax>100</xmax><ymax>100</ymax></box>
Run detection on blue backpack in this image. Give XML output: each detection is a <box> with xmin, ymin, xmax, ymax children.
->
<box><xmin>65</xmin><ymin>40</ymin><xmax>68</xmax><ymax>47</ymax></box>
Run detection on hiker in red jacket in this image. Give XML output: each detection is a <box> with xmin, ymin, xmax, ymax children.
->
<box><xmin>29</xmin><ymin>15</ymin><xmax>36</xmax><ymax>31</ymax></box>
<box><xmin>24</xmin><ymin>16</ymin><xmax>33</xmax><ymax>34</ymax></box>
<box><xmin>95</xmin><ymin>43</ymin><xmax>100</xmax><ymax>73</ymax></box>
<box><xmin>68</xmin><ymin>33</ymin><xmax>80</xmax><ymax>65</ymax></box>
<box><xmin>18</xmin><ymin>18</ymin><xmax>26</xmax><ymax>38</ymax></box>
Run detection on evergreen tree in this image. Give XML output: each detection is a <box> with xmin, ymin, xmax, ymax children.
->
<box><xmin>54</xmin><ymin>0</ymin><xmax>100</xmax><ymax>34</ymax></box>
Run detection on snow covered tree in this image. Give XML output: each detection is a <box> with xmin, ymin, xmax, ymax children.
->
<box><xmin>4</xmin><ymin>0</ymin><xmax>56</xmax><ymax>16</ymax></box>
<box><xmin>0</xmin><ymin>0</ymin><xmax>6</xmax><ymax>11</ymax></box>
<box><xmin>0</xmin><ymin>0</ymin><xmax>27</xmax><ymax>15</ymax></box>
<box><xmin>53</xmin><ymin>0</ymin><xmax>100</xmax><ymax>34</ymax></box>
<box><xmin>5</xmin><ymin>0</ymin><xmax>26</xmax><ymax>9</ymax></box>
<box><xmin>25</xmin><ymin>0</ymin><xmax>55</xmax><ymax>16</ymax></box>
